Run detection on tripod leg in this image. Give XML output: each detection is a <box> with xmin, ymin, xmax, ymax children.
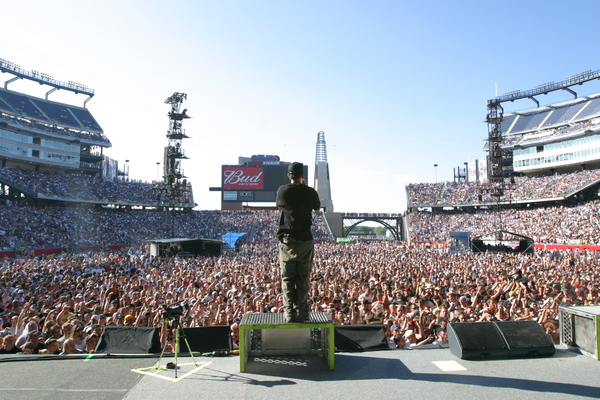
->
<box><xmin>180</xmin><ymin>332</ymin><xmax>199</xmax><ymax>367</ymax></box>
<box><xmin>174</xmin><ymin>327</ymin><xmax>179</xmax><ymax>379</ymax></box>
<box><xmin>156</xmin><ymin>324</ymin><xmax>173</xmax><ymax>371</ymax></box>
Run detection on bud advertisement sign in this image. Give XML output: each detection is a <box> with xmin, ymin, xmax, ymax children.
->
<box><xmin>223</xmin><ymin>167</ymin><xmax>264</xmax><ymax>189</ymax></box>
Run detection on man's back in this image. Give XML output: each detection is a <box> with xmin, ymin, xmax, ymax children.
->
<box><xmin>276</xmin><ymin>183</ymin><xmax>320</xmax><ymax>241</ymax></box>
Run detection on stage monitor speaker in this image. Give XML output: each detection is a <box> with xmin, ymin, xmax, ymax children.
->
<box><xmin>334</xmin><ymin>324</ymin><xmax>388</xmax><ymax>352</ymax></box>
<box><xmin>448</xmin><ymin>322</ymin><xmax>509</xmax><ymax>359</ymax></box>
<box><xmin>448</xmin><ymin>321</ymin><xmax>555</xmax><ymax>359</ymax></box>
<box><xmin>495</xmin><ymin>320</ymin><xmax>555</xmax><ymax>357</ymax></box>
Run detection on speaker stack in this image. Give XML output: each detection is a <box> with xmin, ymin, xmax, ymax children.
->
<box><xmin>560</xmin><ymin>305</ymin><xmax>600</xmax><ymax>359</ymax></box>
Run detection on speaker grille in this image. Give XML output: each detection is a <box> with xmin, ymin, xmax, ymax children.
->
<box><xmin>450</xmin><ymin>322</ymin><xmax>507</xmax><ymax>350</ymax></box>
<box><xmin>496</xmin><ymin>320</ymin><xmax>552</xmax><ymax>348</ymax></box>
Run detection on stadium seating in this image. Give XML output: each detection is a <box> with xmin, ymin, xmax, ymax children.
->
<box><xmin>0</xmin><ymin>89</ymin><xmax>50</xmax><ymax>122</ymax></box>
<box><xmin>406</xmin><ymin>168</ymin><xmax>600</xmax><ymax>207</ymax></box>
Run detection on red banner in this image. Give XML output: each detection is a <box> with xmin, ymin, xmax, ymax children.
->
<box><xmin>222</xmin><ymin>167</ymin><xmax>264</xmax><ymax>189</ymax></box>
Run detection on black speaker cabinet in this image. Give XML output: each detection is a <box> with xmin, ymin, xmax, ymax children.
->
<box><xmin>448</xmin><ymin>320</ymin><xmax>555</xmax><ymax>359</ymax></box>
<box><xmin>96</xmin><ymin>326</ymin><xmax>161</xmax><ymax>354</ymax></box>
<box><xmin>181</xmin><ymin>326</ymin><xmax>232</xmax><ymax>353</ymax></box>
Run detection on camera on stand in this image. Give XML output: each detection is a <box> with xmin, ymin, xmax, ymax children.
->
<box><xmin>162</xmin><ymin>300</ymin><xmax>189</xmax><ymax>319</ymax></box>
<box><xmin>157</xmin><ymin>299</ymin><xmax>198</xmax><ymax>376</ymax></box>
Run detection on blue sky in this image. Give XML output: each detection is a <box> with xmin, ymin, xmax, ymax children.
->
<box><xmin>4</xmin><ymin>0</ymin><xmax>600</xmax><ymax>212</ymax></box>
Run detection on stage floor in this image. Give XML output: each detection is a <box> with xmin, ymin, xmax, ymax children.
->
<box><xmin>1</xmin><ymin>345</ymin><xmax>599</xmax><ymax>400</ymax></box>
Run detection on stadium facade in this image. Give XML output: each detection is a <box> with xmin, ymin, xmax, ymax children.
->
<box><xmin>408</xmin><ymin>72</ymin><xmax>600</xmax><ymax>209</ymax></box>
<box><xmin>500</xmin><ymin>94</ymin><xmax>600</xmax><ymax>175</ymax></box>
<box><xmin>5</xmin><ymin>58</ymin><xmax>600</xmax><ymax>254</ymax></box>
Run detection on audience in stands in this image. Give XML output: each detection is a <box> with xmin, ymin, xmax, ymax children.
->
<box><xmin>408</xmin><ymin>201</ymin><xmax>600</xmax><ymax>245</ymax></box>
<box><xmin>2</xmin><ymin>165</ymin><xmax>600</xmax><ymax>356</ymax></box>
<box><xmin>0</xmin><ymin>167</ymin><xmax>159</xmax><ymax>204</ymax></box>
<box><xmin>406</xmin><ymin>168</ymin><xmax>600</xmax><ymax>207</ymax></box>
<box><xmin>0</xmin><ymin>112</ymin><xmax>109</xmax><ymax>144</ymax></box>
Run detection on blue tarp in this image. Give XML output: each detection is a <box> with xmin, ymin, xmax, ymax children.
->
<box><xmin>222</xmin><ymin>232</ymin><xmax>247</xmax><ymax>248</ymax></box>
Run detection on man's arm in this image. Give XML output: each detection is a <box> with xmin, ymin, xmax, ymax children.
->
<box><xmin>0</xmin><ymin>283</ymin><xmax>10</xmax><ymax>304</ymax></box>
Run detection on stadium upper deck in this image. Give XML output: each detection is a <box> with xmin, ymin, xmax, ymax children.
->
<box><xmin>406</xmin><ymin>83</ymin><xmax>600</xmax><ymax>210</ymax></box>
<box><xmin>501</xmin><ymin>96</ymin><xmax>600</xmax><ymax>136</ymax></box>
<box><xmin>498</xmin><ymin>93</ymin><xmax>600</xmax><ymax>175</ymax></box>
<box><xmin>0</xmin><ymin>88</ymin><xmax>108</xmax><ymax>144</ymax></box>
<box><xmin>0</xmin><ymin>60</ymin><xmax>114</xmax><ymax>182</ymax></box>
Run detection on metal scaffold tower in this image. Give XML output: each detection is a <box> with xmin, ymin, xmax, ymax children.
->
<box><xmin>481</xmin><ymin>99</ymin><xmax>515</xmax><ymax>234</ymax></box>
<box><xmin>154</xmin><ymin>93</ymin><xmax>194</xmax><ymax>231</ymax></box>
<box><xmin>473</xmin><ymin>99</ymin><xmax>532</xmax><ymax>253</ymax></box>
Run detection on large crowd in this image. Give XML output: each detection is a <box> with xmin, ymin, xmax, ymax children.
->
<box><xmin>3</xmin><ymin>194</ymin><xmax>600</xmax><ymax>253</ymax></box>
<box><xmin>2</xmin><ymin>166</ymin><xmax>600</xmax><ymax>356</ymax></box>
<box><xmin>1</xmin><ymin>235</ymin><xmax>596</xmax><ymax>355</ymax></box>
<box><xmin>0</xmin><ymin>201</ymin><xmax>223</xmax><ymax>251</ymax></box>
<box><xmin>409</xmin><ymin>201</ymin><xmax>600</xmax><ymax>245</ymax></box>
<box><xmin>0</xmin><ymin>111</ymin><xmax>109</xmax><ymax>144</ymax></box>
<box><xmin>0</xmin><ymin>201</ymin><xmax>331</xmax><ymax>252</ymax></box>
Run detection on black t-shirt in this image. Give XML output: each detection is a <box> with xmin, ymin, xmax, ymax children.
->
<box><xmin>32</xmin><ymin>342</ymin><xmax>47</xmax><ymax>354</ymax></box>
<box><xmin>276</xmin><ymin>183</ymin><xmax>320</xmax><ymax>241</ymax></box>
<box><xmin>0</xmin><ymin>345</ymin><xmax>22</xmax><ymax>354</ymax></box>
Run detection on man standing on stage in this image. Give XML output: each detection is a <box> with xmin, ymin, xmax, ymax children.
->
<box><xmin>276</xmin><ymin>162</ymin><xmax>321</xmax><ymax>323</ymax></box>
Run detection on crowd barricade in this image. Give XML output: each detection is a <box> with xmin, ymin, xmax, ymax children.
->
<box><xmin>0</xmin><ymin>250</ymin><xmax>16</xmax><ymax>258</ymax></box>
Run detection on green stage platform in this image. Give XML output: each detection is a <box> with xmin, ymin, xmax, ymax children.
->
<box><xmin>239</xmin><ymin>312</ymin><xmax>335</xmax><ymax>372</ymax></box>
